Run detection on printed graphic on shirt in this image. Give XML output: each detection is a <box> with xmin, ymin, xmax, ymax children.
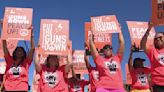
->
<box><xmin>93</xmin><ymin>71</ymin><xmax>99</xmax><ymax>80</ymax></box>
<box><xmin>105</xmin><ymin>60</ymin><xmax>118</xmax><ymax>74</ymax></box>
<box><xmin>9</xmin><ymin>66</ymin><xmax>22</xmax><ymax>77</ymax></box>
<box><xmin>137</xmin><ymin>73</ymin><xmax>147</xmax><ymax>86</ymax></box>
<box><xmin>44</xmin><ymin>72</ymin><xmax>58</xmax><ymax>88</ymax></box>
<box><xmin>73</xmin><ymin>85</ymin><xmax>82</xmax><ymax>92</ymax></box>
<box><xmin>158</xmin><ymin>54</ymin><xmax>164</xmax><ymax>66</ymax></box>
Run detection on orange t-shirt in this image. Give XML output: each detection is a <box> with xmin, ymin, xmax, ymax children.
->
<box><xmin>39</xmin><ymin>65</ymin><xmax>69</xmax><ymax>92</ymax></box>
<box><xmin>147</xmin><ymin>47</ymin><xmax>164</xmax><ymax>86</ymax></box>
<box><xmin>4</xmin><ymin>53</ymin><xmax>32</xmax><ymax>91</ymax></box>
<box><xmin>89</xmin><ymin>67</ymin><xmax>99</xmax><ymax>92</ymax></box>
<box><xmin>130</xmin><ymin>67</ymin><xmax>151</xmax><ymax>90</ymax></box>
<box><xmin>69</xmin><ymin>79</ymin><xmax>89</xmax><ymax>92</ymax></box>
<box><xmin>94</xmin><ymin>54</ymin><xmax>124</xmax><ymax>89</ymax></box>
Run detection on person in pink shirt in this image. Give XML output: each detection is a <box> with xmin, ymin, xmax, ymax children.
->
<box><xmin>128</xmin><ymin>46</ymin><xmax>151</xmax><ymax>92</ymax></box>
<box><xmin>84</xmin><ymin>51</ymin><xmax>99</xmax><ymax>92</ymax></box>
<box><xmin>140</xmin><ymin>22</ymin><xmax>164</xmax><ymax>92</ymax></box>
<box><xmin>68</xmin><ymin>67</ymin><xmax>89</xmax><ymax>92</ymax></box>
<box><xmin>2</xmin><ymin>26</ymin><xmax>35</xmax><ymax>91</ymax></box>
<box><xmin>34</xmin><ymin>48</ymin><xmax>73</xmax><ymax>92</ymax></box>
<box><xmin>89</xmin><ymin>30</ymin><xmax>125</xmax><ymax>92</ymax></box>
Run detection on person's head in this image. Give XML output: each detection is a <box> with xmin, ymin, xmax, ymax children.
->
<box><xmin>45</xmin><ymin>55</ymin><xmax>59</xmax><ymax>69</ymax></box>
<box><xmin>133</xmin><ymin>58</ymin><xmax>145</xmax><ymax>68</ymax></box>
<box><xmin>103</xmin><ymin>44</ymin><xmax>113</xmax><ymax>58</ymax></box>
<box><xmin>76</xmin><ymin>74</ymin><xmax>81</xmax><ymax>80</ymax></box>
<box><xmin>13</xmin><ymin>47</ymin><xmax>27</xmax><ymax>63</ymax></box>
<box><xmin>154</xmin><ymin>32</ymin><xmax>164</xmax><ymax>50</ymax></box>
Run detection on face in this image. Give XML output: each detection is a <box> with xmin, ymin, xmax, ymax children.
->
<box><xmin>154</xmin><ymin>33</ymin><xmax>164</xmax><ymax>49</ymax></box>
<box><xmin>15</xmin><ymin>48</ymin><xmax>25</xmax><ymax>58</ymax></box>
<box><xmin>134</xmin><ymin>60</ymin><xmax>144</xmax><ymax>68</ymax></box>
<box><xmin>103</xmin><ymin>48</ymin><xmax>113</xmax><ymax>58</ymax></box>
<box><xmin>48</xmin><ymin>56</ymin><xmax>59</xmax><ymax>68</ymax></box>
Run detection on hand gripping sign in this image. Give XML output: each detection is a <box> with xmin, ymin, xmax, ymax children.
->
<box><xmin>2</xmin><ymin>7</ymin><xmax>33</xmax><ymax>40</ymax></box>
<box><xmin>125</xmin><ymin>64</ymin><xmax>132</xmax><ymax>85</ymax></box>
<box><xmin>85</xmin><ymin>22</ymin><xmax>112</xmax><ymax>52</ymax></box>
<box><xmin>127</xmin><ymin>21</ymin><xmax>155</xmax><ymax>49</ymax></box>
<box><xmin>39</xmin><ymin>19</ymin><xmax>69</xmax><ymax>56</ymax></box>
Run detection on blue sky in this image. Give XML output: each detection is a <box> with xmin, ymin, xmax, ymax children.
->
<box><xmin>0</xmin><ymin>0</ymin><xmax>164</xmax><ymax>91</ymax></box>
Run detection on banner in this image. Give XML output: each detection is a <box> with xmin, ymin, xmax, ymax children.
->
<box><xmin>152</xmin><ymin>0</ymin><xmax>164</xmax><ymax>26</ymax></box>
<box><xmin>0</xmin><ymin>39</ymin><xmax>18</xmax><ymax>58</ymax></box>
<box><xmin>2</xmin><ymin>7</ymin><xmax>33</xmax><ymax>40</ymax></box>
<box><xmin>126</xmin><ymin>21</ymin><xmax>155</xmax><ymax>48</ymax></box>
<box><xmin>72</xmin><ymin>50</ymin><xmax>88</xmax><ymax>75</ymax></box>
<box><xmin>39</xmin><ymin>19</ymin><xmax>69</xmax><ymax>55</ymax></box>
<box><xmin>125</xmin><ymin>64</ymin><xmax>132</xmax><ymax>85</ymax></box>
<box><xmin>0</xmin><ymin>61</ymin><xmax>6</xmax><ymax>74</ymax></box>
<box><xmin>85</xmin><ymin>22</ymin><xmax>112</xmax><ymax>51</ymax></box>
<box><xmin>91</xmin><ymin>15</ymin><xmax>121</xmax><ymax>33</ymax></box>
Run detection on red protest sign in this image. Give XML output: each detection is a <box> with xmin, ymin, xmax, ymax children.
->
<box><xmin>127</xmin><ymin>21</ymin><xmax>155</xmax><ymax>48</ymax></box>
<box><xmin>85</xmin><ymin>22</ymin><xmax>112</xmax><ymax>52</ymax></box>
<box><xmin>151</xmin><ymin>0</ymin><xmax>164</xmax><ymax>26</ymax></box>
<box><xmin>72</xmin><ymin>50</ymin><xmax>88</xmax><ymax>74</ymax></box>
<box><xmin>2</xmin><ymin>7</ymin><xmax>33</xmax><ymax>40</ymax></box>
<box><xmin>125</xmin><ymin>64</ymin><xmax>132</xmax><ymax>85</ymax></box>
<box><xmin>91</xmin><ymin>15</ymin><xmax>121</xmax><ymax>33</ymax></box>
<box><xmin>39</xmin><ymin>19</ymin><xmax>69</xmax><ymax>55</ymax></box>
<box><xmin>0</xmin><ymin>61</ymin><xmax>6</xmax><ymax>74</ymax></box>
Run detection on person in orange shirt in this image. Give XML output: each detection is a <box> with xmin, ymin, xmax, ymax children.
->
<box><xmin>89</xmin><ymin>29</ymin><xmax>125</xmax><ymax>92</ymax></box>
<box><xmin>1</xmin><ymin>25</ymin><xmax>35</xmax><ymax>91</ymax></box>
<box><xmin>34</xmin><ymin>45</ymin><xmax>73</xmax><ymax>92</ymax></box>
<box><xmin>128</xmin><ymin>46</ymin><xmax>151</xmax><ymax>92</ymax></box>
<box><xmin>140</xmin><ymin>22</ymin><xmax>164</xmax><ymax>92</ymax></box>
<box><xmin>84</xmin><ymin>49</ymin><xmax>99</xmax><ymax>92</ymax></box>
<box><xmin>68</xmin><ymin>66</ymin><xmax>89</xmax><ymax>92</ymax></box>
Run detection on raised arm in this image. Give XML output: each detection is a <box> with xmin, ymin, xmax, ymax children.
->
<box><xmin>128</xmin><ymin>47</ymin><xmax>133</xmax><ymax>71</ymax></box>
<box><xmin>140</xmin><ymin>22</ymin><xmax>153</xmax><ymax>53</ymax></box>
<box><xmin>65</xmin><ymin>44</ymin><xmax>74</xmax><ymax>77</ymax></box>
<box><xmin>89</xmin><ymin>32</ymin><xmax>99</xmax><ymax>60</ymax></box>
<box><xmin>1</xmin><ymin>19</ymin><xmax>9</xmax><ymax>56</ymax></box>
<box><xmin>27</xmin><ymin>25</ymin><xmax>35</xmax><ymax>61</ymax></box>
<box><xmin>117</xmin><ymin>32</ymin><xmax>125</xmax><ymax>57</ymax></box>
<box><xmin>84</xmin><ymin>54</ymin><xmax>92</xmax><ymax>70</ymax></box>
<box><xmin>34</xmin><ymin>52</ymin><xmax>42</xmax><ymax>73</ymax></box>
<box><xmin>2</xmin><ymin>40</ymin><xmax>9</xmax><ymax>56</ymax></box>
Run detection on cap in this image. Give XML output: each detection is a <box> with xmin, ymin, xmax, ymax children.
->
<box><xmin>134</xmin><ymin>58</ymin><xmax>145</xmax><ymax>62</ymax></box>
<box><xmin>103</xmin><ymin>45</ymin><xmax>112</xmax><ymax>50</ymax></box>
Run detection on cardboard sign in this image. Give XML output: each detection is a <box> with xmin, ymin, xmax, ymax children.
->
<box><xmin>2</xmin><ymin>7</ymin><xmax>33</xmax><ymax>40</ymax></box>
<box><xmin>39</xmin><ymin>19</ymin><xmax>69</xmax><ymax>55</ymax></box>
<box><xmin>125</xmin><ymin>64</ymin><xmax>132</xmax><ymax>85</ymax></box>
<box><xmin>91</xmin><ymin>15</ymin><xmax>121</xmax><ymax>33</ymax></box>
<box><xmin>152</xmin><ymin>0</ymin><xmax>164</xmax><ymax>26</ymax></box>
<box><xmin>0</xmin><ymin>39</ymin><xmax>18</xmax><ymax>58</ymax></box>
<box><xmin>72</xmin><ymin>50</ymin><xmax>88</xmax><ymax>75</ymax></box>
<box><xmin>0</xmin><ymin>61</ymin><xmax>6</xmax><ymax>74</ymax></box>
<box><xmin>127</xmin><ymin>21</ymin><xmax>155</xmax><ymax>48</ymax></box>
<box><xmin>85</xmin><ymin>22</ymin><xmax>112</xmax><ymax>51</ymax></box>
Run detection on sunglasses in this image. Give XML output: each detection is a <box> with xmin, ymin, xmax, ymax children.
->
<box><xmin>154</xmin><ymin>36</ymin><xmax>163</xmax><ymax>41</ymax></box>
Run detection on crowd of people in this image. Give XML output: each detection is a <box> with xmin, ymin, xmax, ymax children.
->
<box><xmin>0</xmin><ymin>17</ymin><xmax>163</xmax><ymax>92</ymax></box>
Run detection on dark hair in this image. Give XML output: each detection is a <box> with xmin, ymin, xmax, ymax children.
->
<box><xmin>133</xmin><ymin>58</ymin><xmax>145</xmax><ymax>68</ymax></box>
<box><xmin>12</xmin><ymin>47</ymin><xmax>27</xmax><ymax>64</ymax></box>
<box><xmin>76</xmin><ymin>74</ymin><xmax>81</xmax><ymax>79</ymax></box>
<box><xmin>45</xmin><ymin>55</ymin><xmax>59</xmax><ymax>68</ymax></box>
